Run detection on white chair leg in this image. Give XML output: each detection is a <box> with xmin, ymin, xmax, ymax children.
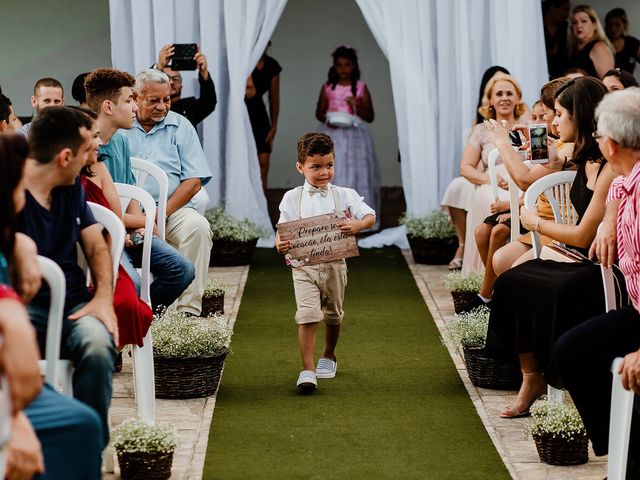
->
<box><xmin>132</xmin><ymin>332</ymin><xmax>156</xmax><ymax>422</ymax></box>
<box><xmin>103</xmin><ymin>446</ymin><xmax>115</xmax><ymax>473</ymax></box>
<box><xmin>608</xmin><ymin>357</ymin><xmax>635</xmax><ymax>480</ymax></box>
<box><xmin>547</xmin><ymin>385</ymin><xmax>565</xmax><ymax>403</ymax></box>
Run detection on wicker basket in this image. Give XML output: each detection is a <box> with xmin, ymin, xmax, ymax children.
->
<box><xmin>201</xmin><ymin>294</ymin><xmax>224</xmax><ymax>317</ymax></box>
<box><xmin>533</xmin><ymin>432</ymin><xmax>589</xmax><ymax>465</ymax></box>
<box><xmin>462</xmin><ymin>345</ymin><xmax>522</xmax><ymax>390</ymax></box>
<box><xmin>154</xmin><ymin>348</ymin><xmax>228</xmax><ymax>399</ymax></box>
<box><xmin>210</xmin><ymin>238</ymin><xmax>258</xmax><ymax>266</ymax></box>
<box><xmin>451</xmin><ymin>291</ymin><xmax>480</xmax><ymax>314</ymax></box>
<box><xmin>116</xmin><ymin>450</ymin><xmax>174</xmax><ymax>480</ymax></box>
<box><xmin>407</xmin><ymin>235</ymin><xmax>458</xmax><ymax>264</ymax></box>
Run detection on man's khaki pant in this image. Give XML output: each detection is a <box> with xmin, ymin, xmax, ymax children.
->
<box><xmin>166</xmin><ymin>207</ymin><xmax>213</xmax><ymax>315</ymax></box>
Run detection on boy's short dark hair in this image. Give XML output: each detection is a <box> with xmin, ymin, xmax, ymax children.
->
<box><xmin>296</xmin><ymin>133</ymin><xmax>334</xmax><ymax>163</ymax></box>
<box><xmin>29</xmin><ymin>106</ymin><xmax>93</xmax><ymax>164</ymax></box>
<box><xmin>84</xmin><ymin>67</ymin><xmax>136</xmax><ymax>113</ymax></box>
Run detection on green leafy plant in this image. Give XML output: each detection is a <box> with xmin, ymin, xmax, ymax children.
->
<box><xmin>205</xmin><ymin>207</ymin><xmax>267</xmax><ymax>242</ymax></box>
<box><xmin>151</xmin><ymin>310</ymin><xmax>231</xmax><ymax>358</ymax></box>
<box><xmin>203</xmin><ymin>277</ymin><xmax>225</xmax><ymax>298</ymax></box>
<box><xmin>112</xmin><ymin>418</ymin><xmax>178</xmax><ymax>454</ymax></box>
<box><xmin>442</xmin><ymin>305</ymin><xmax>490</xmax><ymax>351</ymax></box>
<box><xmin>443</xmin><ymin>272</ymin><xmax>483</xmax><ymax>292</ymax></box>
<box><xmin>400</xmin><ymin>210</ymin><xmax>455</xmax><ymax>239</ymax></box>
<box><xmin>529</xmin><ymin>399</ymin><xmax>587</xmax><ymax>441</ymax></box>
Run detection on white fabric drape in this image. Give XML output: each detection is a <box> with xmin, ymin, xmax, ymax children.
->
<box><xmin>355</xmin><ymin>0</ymin><xmax>547</xmax><ymax>214</ymax></box>
<box><xmin>355</xmin><ymin>0</ymin><xmax>547</xmax><ymax>247</ymax></box>
<box><xmin>109</xmin><ymin>0</ymin><xmax>287</xmax><ymax>240</ymax></box>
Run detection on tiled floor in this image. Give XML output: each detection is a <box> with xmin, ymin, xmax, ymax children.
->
<box><xmin>104</xmin><ymin>250</ymin><xmax>609</xmax><ymax>479</ymax></box>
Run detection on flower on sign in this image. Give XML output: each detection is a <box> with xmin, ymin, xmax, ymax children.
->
<box><xmin>285</xmin><ymin>254</ymin><xmax>309</xmax><ymax>268</ymax></box>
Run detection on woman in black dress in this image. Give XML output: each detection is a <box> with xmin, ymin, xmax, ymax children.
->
<box><xmin>566</xmin><ymin>5</ymin><xmax>614</xmax><ymax>79</ymax></box>
<box><xmin>245</xmin><ymin>42</ymin><xmax>281</xmax><ymax>190</ymax></box>
<box><xmin>482</xmin><ymin>77</ymin><xmax>617</xmax><ymax>418</ymax></box>
<box><xmin>605</xmin><ymin>8</ymin><xmax>640</xmax><ymax>75</ymax></box>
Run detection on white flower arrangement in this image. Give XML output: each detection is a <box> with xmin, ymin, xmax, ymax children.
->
<box><xmin>442</xmin><ymin>305</ymin><xmax>490</xmax><ymax>351</ymax></box>
<box><xmin>203</xmin><ymin>277</ymin><xmax>225</xmax><ymax>298</ymax></box>
<box><xmin>400</xmin><ymin>210</ymin><xmax>456</xmax><ymax>239</ymax></box>
<box><xmin>529</xmin><ymin>399</ymin><xmax>587</xmax><ymax>441</ymax></box>
<box><xmin>205</xmin><ymin>207</ymin><xmax>267</xmax><ymax>242</ymax></box>
<box><xmin>151</xmin><ymin>310</ymin><xmax>231</xmax><ymax>358</ymax></box>
<box><xmin>443</xmin><ymin>271</ymin><xmax>483</xmax><ymax>292</ymax></box>
<box><xmin>112</xmin><ymin>418</ymin><xmax>178</xmax><ymax>454</ymax></box>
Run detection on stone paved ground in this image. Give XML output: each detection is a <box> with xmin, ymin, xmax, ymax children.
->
<box><xmin>103</xmin><ymin>250</ymin><xmax>610</xmax><ymax>479</ymax></box>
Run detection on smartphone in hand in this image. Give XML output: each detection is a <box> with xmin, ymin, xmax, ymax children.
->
<box><xmin>171</xmin><ymin>43</ymin><xmax>198</xmax><ymax>70</ymax></box>
<box><xmin>529</xmin><ymin>124</ymin><xmax>549</xmax><ymax>164</ymax></box>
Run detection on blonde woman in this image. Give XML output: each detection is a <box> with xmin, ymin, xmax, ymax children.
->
<box><xmin>566</xmin><ymin>5</ymin><xmax>615</xmax><ymax>79</ymax></box>
<box><xmin>459</xmin><ymin>73</ymin><xmax>527</xmax><ymax>274</ymax></box>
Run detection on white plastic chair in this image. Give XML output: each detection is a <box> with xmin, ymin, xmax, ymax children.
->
<box><xmin>524</xmin><ymin>170</ymin><xmax>578</xmax><ymax>258</ymax></box>
<box><xmin>0</xmin><ymin>369</ymin><xmax>11</xmax><ymax>478</ymax></box>
<box><xmin>130</xmin><ymin>157</ymin><xmax>169</xmax><ymax>241</ymax></box>
<box><xmin>487</xmin><ymin>148</ymin><xmax>501</xmax><ymax>201</ymax></box>
<box><xmin>524</xmin><ymin>171</ymin><xmax>577</xmax><ymax>403</ymax></box>
<box><xmin>608</xmin><ymin>356</ymin><xmax>635</xmax><ymax>480</ymax></box>
<box><xmin>36</xmin><ymin>256</ymin><xmax>72</xmax><ymax>394</ymax></box>
<box><xmin>114</xmin><ymin>183</ymin><xmax>156</xmax><ymax>422</ymax></box>
<box><xmin>505</xmin><ymin>160</ymin><xmax>533</xmax><ymax>243</ymax></box>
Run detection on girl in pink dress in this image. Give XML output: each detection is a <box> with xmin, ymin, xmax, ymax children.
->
<box><xmin>315</xmin><ymin>46</ymin><xmax>380</xmax><ymax>230</ymax></box>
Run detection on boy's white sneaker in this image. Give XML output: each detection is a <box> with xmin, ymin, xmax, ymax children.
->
<box><xmin>316</xmin><ymin>357</ymin><xmax>337</xmax><ymax>379</ymax></box>
<box><xmin>296</xmin><ymin>370</ymin><xmax>317</xmax><ymax>392</ymax></box>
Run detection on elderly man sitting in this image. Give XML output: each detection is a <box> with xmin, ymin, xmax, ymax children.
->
<box><xmin>121</xmin><ymin>69</ymin><xmax>213</xmax><ymax>316</ymax></box>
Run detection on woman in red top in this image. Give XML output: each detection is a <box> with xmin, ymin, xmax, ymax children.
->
<box><xmin>78</xmin><ymin>108</ymin><xmax>152</xmax><ymax>348</ymax></box>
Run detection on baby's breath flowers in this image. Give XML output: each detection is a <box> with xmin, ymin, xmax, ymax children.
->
<box><xmin>203</xmin><ymin>277</ymin><xmax>225</xmax><ymax>298</ymax></box>
<box><xmin>443</xmin><ymin>271</ymin><xmax>483</xmax><ymax>292</ymax></box>
<box><xmin>529</xmin><ymin>400</ymin><xmax>587</xmax><ymax>440</ymax></box>
<box><xmin>205</xmin><ymin>207</ymin><xmax>267</xmax><ymax>242</ymax></box>
<box><xmin>151</xmin><ymin>310</ymin><xmax>231</xmax><ymax>358</ymax></box>
<box><xmin>442</xmin><ymin>306</ymin><xmax>490</xmax><ymax>352</ymax></box>
<box><xmin>113</xmin><ymin>418</ymin><xmax>178</xmax><ymax>454</ymax></box>
<box><xmin>401</xmin><ymin>210</ymin><xmax>456</xmax><ymax>239</ymax></box>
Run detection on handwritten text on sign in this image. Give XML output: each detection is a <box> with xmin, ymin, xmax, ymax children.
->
<box><xmin>277</xmin><ymin>210</ymin><xmax>359</xmax><ymax>267</ymax></box>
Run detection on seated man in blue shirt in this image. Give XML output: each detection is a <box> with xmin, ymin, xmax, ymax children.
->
<box><xmin>84</xmin><ymin>67</ymin><xmax>195</xmax><ymax>312</ymax></box>
<box><xmin>121</xmin><ymin>69</ymin><xmax>213</xmax><ymax>316</ymax></box>
<box><xmin>19</xmin><ymin>106</ymin><xmax>117</xmax><ymax>448</ymax></box>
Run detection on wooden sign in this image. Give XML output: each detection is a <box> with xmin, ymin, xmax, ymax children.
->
<box><xmin>277</xmin><ymin>210</ymin><xmax>359</xmax><ymax>267</ymax></box>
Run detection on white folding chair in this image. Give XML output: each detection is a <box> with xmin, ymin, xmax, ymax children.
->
<box><xmin>36</xmin><ymin>256</ymin><xmax>72</xmax><ymax>394</ymax></box>
<box><xmin>131</xmin><ymin>157</ymin><xmax>169</xmax><ymax>241</ymax></box>
<box><xmin>115</xmin><ymin>183</ymin><xmax>157</xmax><ymax>422</ymax></box>
<box><xmin>608</xmin><ymin>356</ymin><xmax>635</xmax><ymax>480</ymax></box>
<box><xmin>506</xmin><ymin>160</ymin><xmax>533</xmax><ymax>243</ymax></box>
<box><xmin>523</xmin><ymin>170</ymin><xmax>578</xmax><ymax>258</ymax></box>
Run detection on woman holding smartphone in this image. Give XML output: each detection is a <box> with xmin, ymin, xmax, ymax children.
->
<box><xmin>481</xmin><ymin>77</ymin><xmax>618</xmax><ymax>419</ymax></box>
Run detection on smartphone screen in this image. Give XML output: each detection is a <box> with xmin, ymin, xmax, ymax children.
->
<box><xmin>529</xmin><ymin>124</ymin><xmax>549</xmax><ymax>164</ymax></box>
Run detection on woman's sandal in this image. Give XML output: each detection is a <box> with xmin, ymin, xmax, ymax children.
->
<box><xmin>500</xmin><ymin>372</ymin><xmax>546</xmax><ymax>418</ymax></box>
<box><xmin>448</xmin><ymin>243</ymin><xmax>464</xmax><ymax>270</ymax></box>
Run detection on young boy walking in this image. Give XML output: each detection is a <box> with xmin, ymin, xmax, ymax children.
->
<box><xmin>276</xmin><ymin>133</ymin><xmax>375</xmax><ymax>392</ymax></box>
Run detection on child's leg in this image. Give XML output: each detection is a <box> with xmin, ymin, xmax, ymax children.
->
<box><xmin>322</xmin><ymin>324</ymin><xmax>340</xmax><ymax>360</ymax></box>
<box><xmin>299</xmin><ymin>323</ymin><xmax>319</xmax><ymax>371</ymax></box>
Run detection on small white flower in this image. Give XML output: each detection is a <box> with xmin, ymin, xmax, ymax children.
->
<box><xmin>112</xmin><ymin>418</ymin><xmax>178</xmax><ymax>454</ymax></box>
<box><xmin>400</xmin><ymin>210</ymin><xmax>456</xmax><ymax>239</ymax></box>
<box><xmin>442</xmin><ymin>272</ymin><xmax>484</xmax><ymax>292</ymax></box>
<box><xmin>442</xmin><ymin>306</ymin><xmax>490</xmax><ymax>352</ymax></box>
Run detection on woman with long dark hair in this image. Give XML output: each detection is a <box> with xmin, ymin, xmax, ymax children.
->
<box><xmin>482</xmin><ymin>77</ymin><xmax>618</xmax><ymax>418</ymax></box>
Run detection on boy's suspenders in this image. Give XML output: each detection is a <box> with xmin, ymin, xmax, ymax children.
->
<box><xmin>295</xmin><ymin>186</ymin><xmax>341</xmax><ymax>219</ymax></box>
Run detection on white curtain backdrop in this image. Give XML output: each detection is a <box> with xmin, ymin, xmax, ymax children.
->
<box><xmin>109</xmin><ymin>0</ymin><xmax>287</xmax><ymax>241</ymax></box>
<box><xmin>355</xmin><ymin>0</ymin><xmax>547</xmax><ymax>247</ymax></box>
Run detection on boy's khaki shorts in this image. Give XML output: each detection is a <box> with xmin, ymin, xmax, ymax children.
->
<box><xmin>291</xmin><ymin>259</ymin><xmax>348</xmax><ymax>325</ymax></box>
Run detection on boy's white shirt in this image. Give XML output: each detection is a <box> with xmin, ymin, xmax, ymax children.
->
<box><xmin>278</xmin><ymin>181</ymin><xmax>376</xmax><ymax>223</ymax></box>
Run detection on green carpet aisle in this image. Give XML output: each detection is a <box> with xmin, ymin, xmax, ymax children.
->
<box><xmin>204</xmin><ymin>248</ymin><xmax>509</xmax><ymax>479</ymax></box>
